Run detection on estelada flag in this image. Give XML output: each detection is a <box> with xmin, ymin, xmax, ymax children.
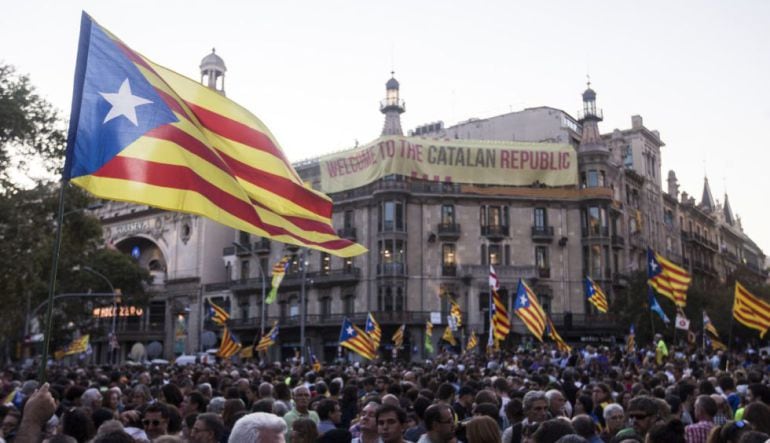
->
<box><xmin>733</xmin><ymin>281</ymin><xmax>770</xmax><ymax>338</ymax></box>
<box><xmin>63</xmin><ymin>13</ymin><xmax>365</xmax><ymax>258</ymax></box>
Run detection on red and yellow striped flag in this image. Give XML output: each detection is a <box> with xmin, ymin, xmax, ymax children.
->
<box><xmin>63</xmin><ymin>13</ymin><xmax>365</xmax><ymax>258</ymax></box>
<box><xmin>733</xmin><ymin>282</ymin><xmax>770</xmax><ymax>338</ymax></box>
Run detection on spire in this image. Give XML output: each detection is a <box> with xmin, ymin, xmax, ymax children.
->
<box><xmin>723</xmin><ymin>193</ymin><xmax>735</xmax><ymax>226</ymax></box>
<box><xmin>700</xmin><ymin>176</ymin><xmax>716</xmax><ymax>212</ymax></box>
<box><xmin>577</xmin><ymin>78</ymin><xmax>605</xmax><ymax>150</ymax></box>
<box><xmin>200</xmin><ymin>48</ymin><xmax>227</xmax><ymax>94</ymax></box>
<box><xmin>380</xmin><ymin>71</ymin><xmax>405</xmax><ymax>136</ymax></box>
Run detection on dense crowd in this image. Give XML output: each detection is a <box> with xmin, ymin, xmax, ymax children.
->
<box><xmin>1</xmin><ymin>338</ymin><xmax>769</xmax><ymax>443</ymax></box>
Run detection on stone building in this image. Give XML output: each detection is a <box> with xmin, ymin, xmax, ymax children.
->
<box><xmin>88</xmin><ymin>52</ymin><xmax>767</xmax><ymax>363</ymax></box>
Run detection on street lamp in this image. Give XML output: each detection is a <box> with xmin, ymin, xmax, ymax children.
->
<box><xmin>73</xmin><ymin>265</ymin><xmax>119</xmax><ymax>364</ymax></box>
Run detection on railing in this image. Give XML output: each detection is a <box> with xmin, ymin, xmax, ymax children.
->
<box><xmin>538</xmin><ymin>267</ymin><xmax>551</xmax><ymax>279</ymax></box>
<box><xmin>253</xmin><ymin>238</ymin><xmax>271</xmax><ymax>254</ymax></box>
<box><xmin>442</xmin><ymin>264</ymin><xmax>457</xmax><ymax>277</ymax></box>
<box><xmin>222</xmin><ymin>246</ymin><xmax>235</xmax><ymax>256</ymax></box>
<box><xmin>203</xmin><ymin>267</ymin><xmax>362</xmax><ymax>292</ymax></box>
<box><xmin>581</xmin><ymin>226</ymin><xmax>610</xmax><ymax>238</ymax></box>
<box><xmin>437</xmin><ymin>222</ymin><xmax>461</xmax><ymax>238</ymax></box>
<box><xmin>481</xmin><ymin>225</ymin><xmax>509</xmax><ymax>238</ymax></box>
<box><xmin>337</xmin><ymin>227</ymin><xmax>357</xmax><ymax>241</ymax></box>
<box><xmin>461</xmin><ymin>265</ymin><xmax>537</xmax><ymax>282</ymax></box>
<box><xmin>531</xmin><ymin>225</ymin><xmax>554</xmax><ymax>241</ymax></box>
<box><xmin>377</xmin><ymin>262</ymin><xmax>407</xmax><ymax>277</ymax></box>
<box><xmin>611</xmin><ymin>235</ymin><xmax>625</xmax><ymax>247</ymax></box>
<box><xmin>232</xmin><ymin>311</ymin><xmax>433</xmax><ymax>329</ymax></box>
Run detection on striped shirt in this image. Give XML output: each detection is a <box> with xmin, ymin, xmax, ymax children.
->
<box><xmin>685</xmin><ymin>420</ymin><xmax>714</xmax><ymax>443</ymax></box>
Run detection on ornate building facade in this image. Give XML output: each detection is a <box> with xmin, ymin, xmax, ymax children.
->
<box><xmin>89</xmin><ymin>52</ymin><xmax>767</xmax><ymax>363</ymax></box>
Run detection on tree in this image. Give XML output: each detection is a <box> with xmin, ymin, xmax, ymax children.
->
<box><xmin>0</xmin><ymin>63</ymin><xmax>65</xmax><ymax>189</ymax></box>
<box><xmin>0</xmin><ymin>64</ymin><xmax>149</xmax><ymax>360</ymax></box>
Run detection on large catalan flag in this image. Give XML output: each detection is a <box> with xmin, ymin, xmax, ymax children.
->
<box><xmin>365</xmin><ymin>312</ymin><xmax>382</xmax><ymax>348</ymax></box>
<box><xmin>647</xmin><ymin>249</ymin><xmax>691</xmax><ymax>308</ymax></box>
<box><xmin>217</xmin><ymin>327</ymin><xmax>242</xmax><ymax>359</ymax></box>
<box><xmin>266</xmin><ymin>256</ymin><xmax>289</xmax><ymax>304</ymax></box>
<box><xmin>733</xmin><ymin>282</ymin><xmax>770</xmax><ymax>338</ymax></box>
<box><xmin>514</xmin><ymin>279</ymin><xmax>547</xmax><ymax>341</ymax></box>
<box><xmin>584</xmin><ymin>277</ymin><xmax>608</xmax><ymax>313</ymax></box>
<box><xmin>208</xmin><ymin>300</ymin><xmax>230</xmax><ymax>326</ymax></box>
<box><xmin>339</xmin><ymin>318</ymin><xmax>377</xmax><ymax>360</ymax></box>
<box><xmin>392</xmin><ymin>324</ymin><xmax>405</xmax><ymax>348</ymax></box>
<box><xmin>256</xmin><ymin>322</ymin><xmax>279</xmax><ymax>352</ymax></box>
<box><xmin>63</xmin><ymin>13</ymin><xmax>365</xmax><ymax>258</ymax></box>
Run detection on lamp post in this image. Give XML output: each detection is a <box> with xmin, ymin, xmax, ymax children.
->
<box><xmin>73</xmin><ymin>265</ymin><xmax>118</xmax><ymax>364</ymax></box>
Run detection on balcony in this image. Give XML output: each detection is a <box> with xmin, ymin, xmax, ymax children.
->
<box><xmin>377</xmin><ymin>262</ymin><xmax>407</xmax><ymax>277</ymax></box>
<box><xmin>461</xmin><ymin>264</ymin><xmax>537</xmax><ymax>284</ymax></box>
<box><xmin>537</xmin><ymin>267</ymin><xmax>551</xmax><ymax>279</ymax></box>
<box><xmin>437</xmin><ymin>222</ymin><xmax>461</xmax><ymax>240</ymax></box>
<box><xmin>222</xmin><ymin>246</ymin><xmax>235</xmax><ymax>257</ymax></box>
<box><xmin>337</xmin><ymin>227</ymin><xmax>357</xmax><ymax>241</ymax></box>
<box><xmin>612</xmin><ymin>272</ymin><xmax>630</xmax><ymax>287</ymax></box>
<box><xmin>235</xmin><ymin>243</ymin><xmax>252</xmax><ymax>257</ymax></box>
<box><xmin>442</xmin><ymin>264</ymin><xmax>457</xmax><ymax>277</ymax></box>
<box><xmin>203</xmin><ymin>267</ymin><xmax>362</xmax><ymax>293</ymax></box>
<box><xmin>531</xmin><ymin>225</ymin><xmax>554</xmax><ymax>243</ymax></box>
<box><xmin>481</xmin><ymin>224</ymin><xmax>509</xmax><ymax>240</ymax></box>
<box><xmin>311</xmin><ymin>267</ymin><xmax>362</xmax><ymax>287</ymax></box>
<box><xmin>234</xmin><ymin>311</ymin><xmax>433</xmax><ymax>330</ymax></box>
<box><xmin>253</xmin><ymin>238</ymin><xmax>271</xmax><ymax>254</ymax></box>
<box><xmin>581</xmin><ymin>226</ymin><xmax>610</xmax><ymax>238</ymax></box>
<box><xmin>611</xmin><ymin>235</ymin><xmax>625</xmax><ymax>248</ymax></box>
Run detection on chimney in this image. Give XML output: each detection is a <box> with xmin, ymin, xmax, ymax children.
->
<box><xmin>631</xmin><ymin>115</ymin><xmax>643</xmax><ymax>130</ymax></box>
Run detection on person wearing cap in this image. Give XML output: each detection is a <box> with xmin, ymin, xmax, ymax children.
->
<box><xmin>611</xmin><ymin>396</ymin><xmax>659</xmax><ymax>443</ymax></box>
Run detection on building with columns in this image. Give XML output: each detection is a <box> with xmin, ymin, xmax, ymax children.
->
<box><xmin>88</xmin><ymin>51</ymin><xmax>767</xmax><ymax>363</ymax></box>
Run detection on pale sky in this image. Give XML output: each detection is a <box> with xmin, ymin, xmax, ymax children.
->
<box><xmin>3</xmin><ymin>0</ymin><xmax>769</xmax><ymax>256</ymax></box>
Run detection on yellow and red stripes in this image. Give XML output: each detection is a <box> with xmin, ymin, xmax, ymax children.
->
<box><xmin>734</xmin><ymin>282</ymin><xmax>770</xmax><ymax>338</ymax></box>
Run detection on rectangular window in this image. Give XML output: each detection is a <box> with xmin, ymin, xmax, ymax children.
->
<box><xmin>240</xmin><ymin>260</ymin><xmax>250</xmax><ymax>280</ymax></box>
<box><xmin>441</xmin><ymin>204</ymin><xmax>455</xmax><ymax>224</ymax></box>
<box><xmin>380</xmin><ymin>201</ymin><xmax>404</xmax><ymax>232</ymax></box>
<box><xmin>488</xmin><ymin>244</ymin><xmax>502</xmax><ymax>265</ymax></box>
<box><xmin>587</xmin><ymin>170</ymin><xmax>599</xmax><ymax>188</ymax></box>
<box><xmin>534</xmin><ymin>207</ymin><xmax>547</xmax><ymax>228</ymax></box>
<box><xmin>442</xmin><ymin>244</ymin><xmax>456</xmax><ymax>266</ymax></box>
<box><xmin>344</xmin><ymin>210</ymin><xmax>354</xmax><ymax>228</ymax></box>
<box><xmin>536</xmin><ymin>246</ymin><xmax>549</xmax><ymax>269</ymax></box>
<box><xmin>238</xmin><ymin>230</ymin><xmax>250</xmax><ymax>247</ymax></box>
<box><xmin>320</xmin><ymin>253</ymin><xmax>331</xmax><ymax>275</ymax></box>
<box><xmin>623</xmin><ymin>145</ymin><xmax>633</xmax><ymax>168</ymax></box>
<box><xmin>343</xmin><ymin>295</ymin><xmax>355</xmax><ymax>315</ymax></box>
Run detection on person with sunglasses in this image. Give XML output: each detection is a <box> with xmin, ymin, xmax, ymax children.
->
<box><xmin>142</xmin><ymin>403</ymin><xmax>169</xmax><ymax>441</ymax></box>
<box><xmin>611</xmin><ymin>396</ymin><xmax>659</xmax><ymax>443</ymax></box>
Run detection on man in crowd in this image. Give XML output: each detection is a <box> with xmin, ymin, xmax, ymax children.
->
<box><xmin>418</xmin><ymin>404</ymin><xmax>456</xmax><ymax>443</ymax></box>
<box><xmin>283</xmin><ymin>386</ymin><xmax>318</xmax><ymax>443</ymax></box>
<box><xmin>352</xmin><ymin>401</ymin><xmax>382</xmax><ymax>443</ymax></box>
<box><xmin>509</xmin><ymin>390</ymin><xmax>549</xmax><ymax>443</ymax></box>
<box><xmin>685</xmin><ymin>395</ymin><xmax>717</xmax><ymax>443</ymax></box>
<box><xmin>377</xmin><ymin>403</ymin><xmax>410</xmax><ymax>443</ymax></box>
<box><xmin>189</xmin><ymin>413</ymin><xmax>226</xmax><ymax>443</ymax></box>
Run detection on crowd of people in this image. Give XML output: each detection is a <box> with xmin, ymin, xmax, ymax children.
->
<box><xmin>1</xmin><ymin>339</ymin><xmax>769</xmax><ymax>443</ymax></box>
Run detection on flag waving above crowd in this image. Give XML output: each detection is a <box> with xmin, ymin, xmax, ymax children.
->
<box><xmin>64</xmin><ymin>13</ymin><xmax>365</xmax><ymax>258</ymax></box>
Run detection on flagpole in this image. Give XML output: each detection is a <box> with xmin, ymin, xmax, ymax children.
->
<box><xmin>648</xmin><ymin>287</ymin><xmax>656</xmax><ymax>338</ymax></box>
<box><xmin>299</xmin><ymin>248</ymin><xmax>308</xmax><ymax>366</ymax></box>
<box><xmin>701</xmin><ymin>311</ymin><xmax>706</xmax><ymax>353</ymax></box>
<box><xmin>38</xmin><ymin>181</ymin><xmax>68</xmax><ymax>383</ymax></box>
<box><xmin>727</xmin><ymin>283</ymin><xmax>736</xmax><ymax>361</ymax></box>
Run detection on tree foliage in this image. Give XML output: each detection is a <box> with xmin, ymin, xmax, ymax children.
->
<box><xmin>0</xmin><ymin>63</ymin><xmax>65</xmax><ymax>189</ymax></box>
<box><xmin>613</xmin><ymin>267</ymin><xmax>770</xmax><ymax>350</ymax></box>
<box><xmin>0</xmin><ymin>63</ymin><xmax>150</xmax><ymax>358</ymax></box>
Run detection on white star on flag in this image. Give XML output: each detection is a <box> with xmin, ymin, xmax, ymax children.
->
<box><xmin>519</xmin><ymin>295</ymin><xmax>528</xmax><ymax>306</ymax></box>
<box><xmin>99</xmin><ymin>79</ymin><xmax>153</xmax><ymax>126</ymax></box>
<box><xmin>649</xmin><ymin>260</ymin><xmax>658</xmax><ymax>272</ymax></box>
<box><xmin>346</xmin><ymin>326</ymin><xmax>354</xmax><ymax>336</ymax></box>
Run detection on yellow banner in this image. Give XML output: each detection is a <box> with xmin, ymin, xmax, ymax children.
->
<box><xmin>55</xmin><ymin>335</ymin><xmax>90</xmax><ymax>359</ymax></box>
<box><xmin>318</xmin><ymin>136</ymin><xmax>577</xmax><ymax>193</ymax></box>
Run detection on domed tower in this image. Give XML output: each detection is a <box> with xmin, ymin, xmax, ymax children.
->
<box><xmin>380</xmin><ymin>72</ymin><xmax>405</xmax><ymax>136</ymax></box>
<box><xmin>200</xmin><ymin>48</ymin><xmax>227</xmax><ymax>94</ymax></box>
<box><xmin>578</xmin><ymin>80</ymin><xmax>604</xmax><ymax>149</ymax></box>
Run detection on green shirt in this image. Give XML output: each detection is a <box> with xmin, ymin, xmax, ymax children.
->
<box><xmin>283</xmin><ymin>409</ymin><xmax>319</xmax><ymax>443</ymax></box>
